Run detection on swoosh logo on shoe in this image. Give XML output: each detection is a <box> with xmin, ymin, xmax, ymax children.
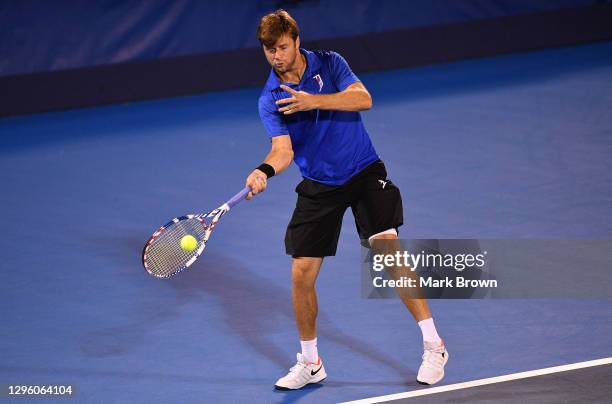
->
<box><xmin>311</xmin><ymin>364</ymin><xmax>323</xmax><ymax>376</ymax></box>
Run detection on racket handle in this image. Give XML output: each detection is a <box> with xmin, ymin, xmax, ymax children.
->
<box><xmin>227</xmin><ymin>186</ymin><xmax>251</xmax><ymax>209</ymax></box>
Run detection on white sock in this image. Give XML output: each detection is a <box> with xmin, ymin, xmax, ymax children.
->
<box><xmin>300</xmin><ymin>338</ymin><xmax>318</xmax><ymax>364</ymax></box>
<box><xmin>418</xmin><ymin>318</ymin><xmax>442</xmax><ymax>344</ymax></box>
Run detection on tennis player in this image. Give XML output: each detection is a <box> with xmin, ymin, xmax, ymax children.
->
<box><xmin>246</xmin><ymin>9</ymin><xmax>448</xmax><ymax>390</ymax></box>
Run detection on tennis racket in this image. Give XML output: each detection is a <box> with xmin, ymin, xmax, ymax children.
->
<box><xmin>142</xmin><ymin>187</ymin><xmax>251</xmax><ymax>278</ymax></box>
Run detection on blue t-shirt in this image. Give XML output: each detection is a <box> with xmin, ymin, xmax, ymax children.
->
<box><xmin>258</xmin><ymin>49</ymin><xmax>379</xmax><ymax>186</ymax></box>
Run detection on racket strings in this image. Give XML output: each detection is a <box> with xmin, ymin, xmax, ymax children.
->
<box><xmin>144</xmin><ymin>218</ymin><xmax>208</xmax><ymax>277</ymax></box>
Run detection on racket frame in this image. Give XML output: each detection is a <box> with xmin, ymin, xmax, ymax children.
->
<box><xmin>141</xmin><ymin>187</ymin><xmax>250</xmax><ymax>278</ymax></box>
<box><xmin>142</xmin><ymin>204</ymin><xmax>228</xmax><ymax>278</ymax></box>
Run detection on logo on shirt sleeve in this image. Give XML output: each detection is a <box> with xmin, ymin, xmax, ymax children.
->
<box><xmin>313</xmin><ymin>74</ymin><xmax>324</xmax><ymax>92</ymax></box>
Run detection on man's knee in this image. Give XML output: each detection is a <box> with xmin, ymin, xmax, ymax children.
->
<box><xmin>292</xmin><ymin>257</ymin><xmax>322</xmax><ymax>287</ymax></box>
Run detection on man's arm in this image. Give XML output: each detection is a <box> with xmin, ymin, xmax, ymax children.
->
<box><xmin>245</xmin><ymin>135</ymin><xmax>294</xmax><ymax>200</ymax></box>
<box><xmin>276</xmin><ymin>82</ymin><xmax>372</xmax><ymax>114</ymax></box>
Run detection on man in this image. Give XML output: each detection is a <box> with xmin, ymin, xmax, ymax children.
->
<box><xmin>246</xmin><ymin>9</ymin><xmax>448</xmax><ymax>390</ymax></box>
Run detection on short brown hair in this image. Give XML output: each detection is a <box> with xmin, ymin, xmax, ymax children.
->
<box><xmin>256</xmin><ymin>9</ymin><xmax>300</xmax><ymax>48</ymax></box>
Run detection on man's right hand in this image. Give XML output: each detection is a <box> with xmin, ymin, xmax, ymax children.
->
<box><xmin>245</xmin><ymin>169</ymin><xmax>268</xmax><ymax>200</ymax></box>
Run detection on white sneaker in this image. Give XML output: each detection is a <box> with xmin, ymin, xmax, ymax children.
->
<box><xmin>416</xmin><ymin>340</ymin><xmax>448</xmax><ymax>385</ymax></box>
<box><xmin>274</xmin><ymin>353</ymin><xmax>327</xmax><ymax>390</ymax></box>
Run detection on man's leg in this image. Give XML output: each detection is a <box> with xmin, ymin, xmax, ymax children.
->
<box><xmin>274</xmin><ymin>256</ymin><xmax>327</xmax><ymax>390</ymax></box>
<box><xmin>292</xmin><ymin>256</ymin><xmax>323</xmax><ymax>342</ymax></box>
<box><xmin>370</xmin><ymin>233</ymin><xmax>432</xmax><ymax>322</ymax></box>
<box><xmin>280</xmin><ymin>177</ymin><xmax>347</xmax><ymax>390</ymax></box>
<box><xmin>370</xmin><ymin>232</ymin><xmax>448</xmax><ymax>385</ymax></box>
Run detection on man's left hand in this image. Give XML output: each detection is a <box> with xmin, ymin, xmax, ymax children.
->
<box><xmin>276</xmin><ymin>85</ymin><xmax>318</xmax><ymax>115</ymax></box>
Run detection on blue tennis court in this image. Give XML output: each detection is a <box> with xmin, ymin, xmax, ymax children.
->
<box><xmin>1</xmin><ymin>41</ymin><xmax>611</xmax><ymax>403</ymax></box>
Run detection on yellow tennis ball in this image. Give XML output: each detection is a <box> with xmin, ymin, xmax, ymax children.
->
<box><xmin>180</xmin><ymin>235</ymin><xmax>198</xmax><ymax>252</ymax></box>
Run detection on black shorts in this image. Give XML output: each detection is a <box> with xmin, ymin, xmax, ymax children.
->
<box><xmin>285</xmin><ymin>160</ymin><xmax>403</xmax><ymax>257</ymax></box>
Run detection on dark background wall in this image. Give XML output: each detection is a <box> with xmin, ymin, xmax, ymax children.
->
<box><xmin>1</xmin><ymin>0</ymin><xmax>612</xmax><ymax>117</ymax></box>
<box><xmin>0</xmin><ymin>0</ymin><xmax>599</xmax><ymax>77</ymax></box>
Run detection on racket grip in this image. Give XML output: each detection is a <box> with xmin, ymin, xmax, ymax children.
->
<box><xmin>227</xmin><ymin>186</ymin><xmax>251</xmax><ymax>208</ymax></box>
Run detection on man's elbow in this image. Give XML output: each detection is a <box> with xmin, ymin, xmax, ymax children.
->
<box><xmin>364</xmin><ymin>94</ymin><xmax>373</xmax><ymax>110</ymax></box>
<box><xmin>360</xmin><ymin>93</ymin><xmax>373</xmax><ymax>111</ymax></box>
<box><xmin>280</xmin><ymin>148</ymin><xmax>294</xmax><ymax>168</ymax></box>
<box><xmin>286</xmin><ymin>149</ymin><xmax>294</xmax><ymax>162</ymax></box>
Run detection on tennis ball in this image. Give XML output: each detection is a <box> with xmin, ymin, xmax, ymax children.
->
<box><xmin>180</xmin><ymin>235</ymin><xmax>198</xmax><ymax>252</ymax></box>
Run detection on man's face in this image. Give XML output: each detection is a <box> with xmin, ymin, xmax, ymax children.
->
<box><xmin>263</xmin><ymin>34</ymin><xmax>300</xmax><ymax>74</ymax></box>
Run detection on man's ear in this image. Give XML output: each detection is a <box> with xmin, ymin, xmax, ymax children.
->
<box><xmin>295</xmin><ymin>36</ymin><xmax>300</xmax><ymax>49</ymax></box>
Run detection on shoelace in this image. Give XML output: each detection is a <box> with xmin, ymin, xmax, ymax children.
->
<box><xmin>421</xmin><ymin>348</ymin><xmax>445</xmax><ymax>369</ymax></box>
<box><xmin>287</xmin><ymin>361</ymin><xmax>308</xmax><ymax>379</ymax></box>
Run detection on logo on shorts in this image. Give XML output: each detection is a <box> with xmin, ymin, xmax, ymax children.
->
<box><xmin>313</xmin><ymin>74</ymin><xmax>323</xmax><ymax>92</ymax></box>
<box><xmin>378</xmin><ymin>180</ymin><xmax>388</xmax><ymax>189</ymax></box>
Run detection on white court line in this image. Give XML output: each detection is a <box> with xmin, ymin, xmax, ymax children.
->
<box><xmin>340</xmin><ymin>357</ymin><xmax>612</xmax><ymax>404</ymax></box>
